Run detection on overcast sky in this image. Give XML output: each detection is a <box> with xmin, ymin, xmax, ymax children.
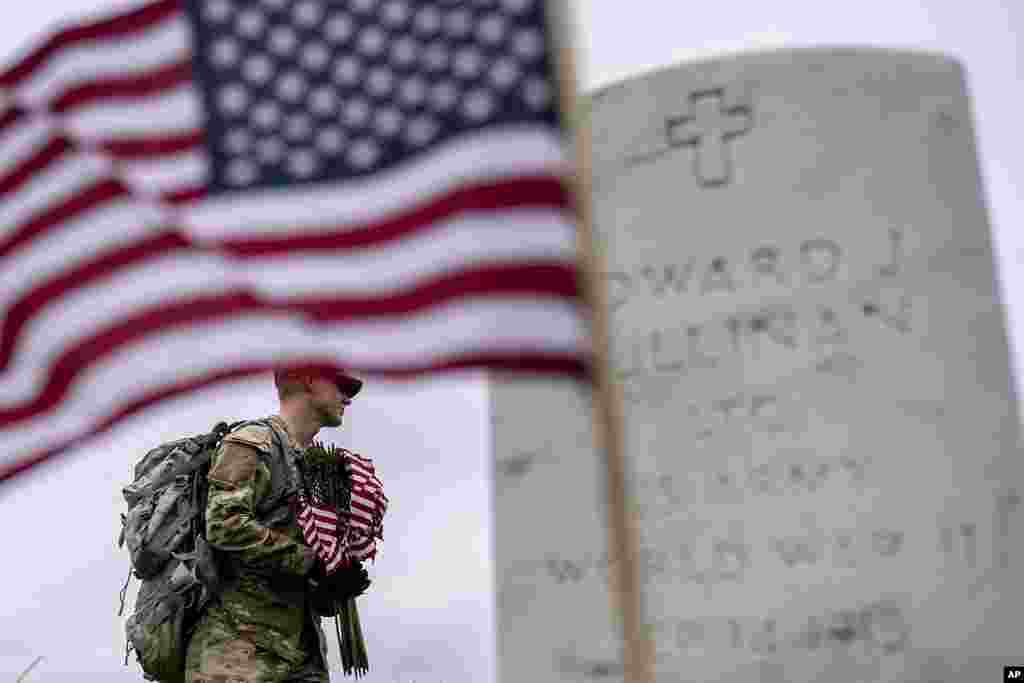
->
<box><xmin>1</xmin><ymin>1</ymin><xmax>1022</xmax><ymax>682</ymax></box>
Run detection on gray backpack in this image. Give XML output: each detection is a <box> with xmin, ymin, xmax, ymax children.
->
<box><xmin>117</xmin><ymin>419</ymin><xmax>249</xmax><ymax>682</ymax></box>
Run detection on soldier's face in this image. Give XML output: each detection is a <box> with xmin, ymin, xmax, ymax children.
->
<box><xmin>308</xmin><ymin>374</ymin><xmax>350</xmax><ymax>428</ymax></box>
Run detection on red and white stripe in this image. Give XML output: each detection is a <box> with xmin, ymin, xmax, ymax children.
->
<box><xmin>0</xmin><ymin>0</ymin><xmax>589</xmax><ymax>483</ymax></box>
<box><xmin>297</xmin><ymin>501</ymin><xmax>346</xmax><ymax>574</ymax></box>
<box><xmin>297</xmin><ymin>449</ymin><xmax>388</xmax><ymax>574</ymax></box>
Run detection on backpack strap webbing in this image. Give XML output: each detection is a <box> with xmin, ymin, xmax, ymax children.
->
<box><xmin>138</xmin><ymin>421</ymin><xmax>245</xmax><ymax>498</ymax></box>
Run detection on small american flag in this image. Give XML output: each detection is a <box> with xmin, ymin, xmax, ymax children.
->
<box><xmin>296</xmin><ymin>448</ymin><xmax>387</xmax><ymax>574</ymax></box>
<box><xmin>0</xmin><ymin>0</ymin><xmax>588</xmax><ymax>481</ymax></box>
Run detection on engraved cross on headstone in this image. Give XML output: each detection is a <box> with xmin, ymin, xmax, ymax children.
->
<box><xmin>666</xmin><ymin>87</ymin><xmax>753</xmax><ymax>187</ymax></box>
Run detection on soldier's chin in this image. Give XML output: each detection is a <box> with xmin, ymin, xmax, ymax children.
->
<box><xmin>323</xmin><ymin>411</ymin><xmax>343</xmax><ymax>428</ymax></box>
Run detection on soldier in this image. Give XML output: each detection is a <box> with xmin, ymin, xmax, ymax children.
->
<box><xmin>184</xmin><ymin>366</ymin><xmax>368</xmax><ymax>683</ymax></box>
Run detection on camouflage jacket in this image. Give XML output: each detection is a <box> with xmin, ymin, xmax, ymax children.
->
<box><xmin>203</xmin><ymin>414</ymin><xmax>326</xmax><ymax>665</ymax></box>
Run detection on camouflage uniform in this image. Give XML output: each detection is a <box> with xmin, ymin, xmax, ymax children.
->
<box><xmin>184</xmin><ymin>415</ymin><xmax>329</xmax><ymax>683</ymax></box>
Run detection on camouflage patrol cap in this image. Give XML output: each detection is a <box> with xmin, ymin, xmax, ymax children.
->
<box><xmin>274</xmin><ymin>366</ymin><xmax>363</xmax><ymax>398</ymax></box>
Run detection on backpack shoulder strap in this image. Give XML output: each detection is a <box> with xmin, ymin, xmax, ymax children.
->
<box><xmin>240</xmin><ymin>418</ymin><xmax>306</xmax><ymax>521</ymax></box>
<box><xmin>141</xmin><ymin>421</ymin><xmax>243</xmax><ymax>496</ymax></box>
<box><xmin>229</xmin><ymin>418</ymin><xmax>287</xmax><ymax>463</ymax></box>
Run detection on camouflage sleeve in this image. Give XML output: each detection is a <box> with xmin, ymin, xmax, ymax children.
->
<box><xmin>205</xmin><ymin>425</ymin><xmax>314</xmax><ymax>577</ymax></box>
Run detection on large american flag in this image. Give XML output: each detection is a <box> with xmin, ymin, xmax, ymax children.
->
<box><xmin>0</xmin><ymin>0</ymin><xmax>589</xmax><ymax>481</ymax></box>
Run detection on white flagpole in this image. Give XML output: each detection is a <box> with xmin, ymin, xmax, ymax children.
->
<box><xmin>542</xmin><ymin>2</ymin><xmax>657</xmax><ymax>681</ymax></box>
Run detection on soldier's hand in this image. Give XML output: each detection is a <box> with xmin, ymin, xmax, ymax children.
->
<box><xmin>300</xmin><ymin>546</ymin><xmax>318</xmax><ymax>576</ymax></box>
<box><xmin>308</xmin><ymin>561</ymin><xmax>371</xmax><ymax>610</ymax></box>
<box><xmin>307</xmin><ymin>559</ymin><xmax>324</xmax><ymax>585</ymax></box>
<box><xmin>334</xmin><ymin>561</ymin><xmax>371</xmax><ymax>599</ymax></box>
<box><xmin>348</xmin><ymin>562</ymin><xmax>371</xmax><ymax>598</ymax></box>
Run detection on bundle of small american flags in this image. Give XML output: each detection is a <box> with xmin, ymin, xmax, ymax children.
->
<box><xmin>296</xmin><ymin>446</ymin><xmax>387</xmax><ymax>575</ymax></box>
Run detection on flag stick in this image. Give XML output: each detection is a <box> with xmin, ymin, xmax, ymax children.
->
<box><xmin>542</xmin><ymin>2</ymin><xmax>656</xmax><ymax>682</ymax></box>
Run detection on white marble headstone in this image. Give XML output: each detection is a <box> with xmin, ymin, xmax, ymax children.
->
<box><xmin>491</xmin><ymin>48</ymin><xmax>1024</xmax><ymax>682</ymax></box>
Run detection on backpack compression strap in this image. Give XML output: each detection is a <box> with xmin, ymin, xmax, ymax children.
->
<box><xmin>138</xmin><ymin>421</ymin><xmax>246</xmax><ymax>498</ymax></box>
